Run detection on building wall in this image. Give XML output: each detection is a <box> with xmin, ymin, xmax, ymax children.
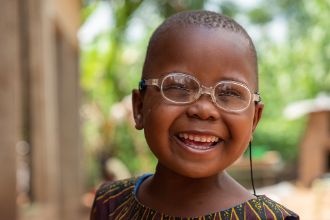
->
<box><xmin>0</xmin><ymin>1</ymin><xmax>21</xmax><ymax>219</ymax></box>
<box><xmin>0</xmin><ymin>0</ymin><xmax>81</xmax><ymax>219</ymax></box>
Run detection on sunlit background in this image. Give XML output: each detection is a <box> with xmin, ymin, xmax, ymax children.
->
<box><xmin>1</xmin><ymin>0</ymin><xmax>330</xmax><ymax>219</ymax></box>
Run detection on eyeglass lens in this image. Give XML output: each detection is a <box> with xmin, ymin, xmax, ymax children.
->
<box><xmin>160</xmin><ymin>74</ymin><xmax>251</xmax><ymax>111</ymax></box>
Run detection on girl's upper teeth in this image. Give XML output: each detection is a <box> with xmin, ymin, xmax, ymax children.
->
<box><xmin>178</xmin><ymin>133</ymin><xmax>219</xmax><ymax>143</ymax></box>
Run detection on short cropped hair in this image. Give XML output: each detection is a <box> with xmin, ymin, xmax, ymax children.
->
<box><xmin>143</xmin><ymin>10</ymin><xmax>259</xmax><ymax>89</ymax></box>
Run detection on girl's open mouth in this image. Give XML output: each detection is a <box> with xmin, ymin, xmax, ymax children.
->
<box><xmin>176</xmin><ymin>132</ymin><xmax>221</xmax><ymax>151</ymax></box>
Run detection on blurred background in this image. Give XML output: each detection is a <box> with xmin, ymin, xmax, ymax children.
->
<box><xmin>1</xmin><ymin>0</ymin><xmax>330</xmax><ymax>219</ymax></box>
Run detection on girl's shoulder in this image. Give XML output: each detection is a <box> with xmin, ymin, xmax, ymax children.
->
<box><xmin>246</xmin><ymin>195</ymin><xmax>299</xmax><ymax>220</ymax></box>
<box><xmin>90</xmin><ymin>174</ymin><xmax>154</xmax><ymax>220</ymax></box>
<box><xmin>90</xmin><ymin>176</ymin><xmax>139</xmax><ymax>220</ymax></box>
<box><xmin>94</xmin><ymin>176</ymin><xmax>138</xmax><ymax>198</ymax></box>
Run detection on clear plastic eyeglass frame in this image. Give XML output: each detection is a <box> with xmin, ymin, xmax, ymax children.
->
<box><xmin>139</xmin><ymin>72</ymin><xmax>261</xmax><ymax>113</ymax></box>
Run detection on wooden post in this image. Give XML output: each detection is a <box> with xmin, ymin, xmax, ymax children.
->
<box><xmin>55</xmin><ymin>27</ymin><xmax>82</xmax><ymax>220</ymax></box>
<box><xmin>0</xmin><ymin>0</ymin><xmax>21</xmax><ymax>219</ymax></box>
<box><xmin>26</xmin><ymin>1</ymin><xmax>82</xmax><ymax>219</ymax></box>
<box><xmin>299</xmin><ymin>112</ymin><xmax>330</xmax><ymax>186</ymax></box>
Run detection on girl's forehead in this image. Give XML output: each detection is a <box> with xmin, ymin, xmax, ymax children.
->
<box><xmin>143</xmin><ymin>27</ymin><xmax>257</xmax><ymax>89</ymax></box>
<box><xmin>151</xmin><ymin>26</ymin><xmax>251</xmax><ymax>55</ymax></box>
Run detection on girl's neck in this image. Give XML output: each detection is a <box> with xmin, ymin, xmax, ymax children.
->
<box><xmin>152</xmin><ymin>163</ymin><xmax>225</xmax><ymax>195</ymax></box>
<box><xmin>137</xmin><ymin>163</ymin><xmax>254</xmax><ymax>217</ymax></box>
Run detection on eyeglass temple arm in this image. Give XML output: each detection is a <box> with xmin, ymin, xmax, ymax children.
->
<box><xmin>139</xmin><ymin>79</ymin><xmax>159</xmax><ymax>90</ymax></box>
<box><xmin>253</xmin><ymin>93</ymin><xmax>261</xmax><ymax>103</ymax></box>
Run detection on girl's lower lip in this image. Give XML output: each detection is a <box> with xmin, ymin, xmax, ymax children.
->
<box><xmin>174</xmin><ymin>135</ymin><xmax>219</xmax><ymax>153</ymax></box>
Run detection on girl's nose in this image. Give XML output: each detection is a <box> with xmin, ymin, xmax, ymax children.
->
<box><xmin>186</xmin><ymin>95</ymin><xmax>221</xmax><ymax>121</ymax></box>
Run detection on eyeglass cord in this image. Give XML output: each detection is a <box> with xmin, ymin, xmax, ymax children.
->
<box><xmin>249</xmin><ymin>141</ymin><xmax>257</xmax><ymax>196</ymax></box>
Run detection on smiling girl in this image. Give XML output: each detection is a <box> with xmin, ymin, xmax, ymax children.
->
<box><xmin>90</xmin><ymin>10</ymin><xmax>299</xmax><ymax>220</ymax></box>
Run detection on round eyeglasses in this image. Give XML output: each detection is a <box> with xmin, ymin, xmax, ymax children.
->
<box><xmin>139</xmin><ymin>72</ymin><xmax>261</xmax><ymax>113</ymax></box>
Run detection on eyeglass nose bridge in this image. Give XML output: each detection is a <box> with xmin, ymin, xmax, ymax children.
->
<box><xmin>196</xmin><ymin>85</ymin><xmax>216</xmax><ymax>104</ymax></box>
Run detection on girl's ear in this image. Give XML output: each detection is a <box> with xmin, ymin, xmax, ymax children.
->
<box><xmin>252</xmin><ymin>102</ymin><xmax>264</xmax><ymax>133</ymax></box>
<box><xmin>132</xmin><ymin>89</ymin><xmax>144</xmax><ymax>130</ymax></box>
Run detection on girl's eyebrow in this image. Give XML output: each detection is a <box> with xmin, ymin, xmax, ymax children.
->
<box><xmin>218</xmin><ymin>76</ymin><xmax>248</xmax><ymax>85</ymax></box>
<box><xmin>161</xmin><ymin>70</ymin><xmax>191</xmax><ymax>77</ymax></box>
<box><xmin>145</xmin><ymin>70</ymin><xmax>194</xmax><ymax>79</ymax></box>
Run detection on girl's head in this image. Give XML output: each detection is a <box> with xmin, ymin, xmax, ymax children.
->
<box><xmin>132</xmin><ymin>10</ymin><xmax>264</xmax><ymax>178</ymax></box>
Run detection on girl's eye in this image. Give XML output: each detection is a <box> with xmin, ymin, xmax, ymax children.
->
<box><xmin>218</xmin><ymin>90</ymin><xmax>242</xmax><ymax>98</ymax></box>
<box><xmin>164</xmin><ymin>84</ymin><xmax>190</xmax><ymax>91</ymax></box>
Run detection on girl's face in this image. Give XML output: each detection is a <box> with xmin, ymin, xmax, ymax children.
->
<box><xmin>133</xmin><ymin>27</ymin><xmax>263</xmax><ymax>178</ymax></box>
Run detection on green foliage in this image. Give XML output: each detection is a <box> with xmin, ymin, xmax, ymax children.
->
<box><xmin>251</xmin><ymin>1</ymin><xmax>330</xmax><ymax>159</ymax></box>
<box><xmin>247</xmin><ymin>7</ymin><xmax>273</xmax><ymax>25</ymax></box>
<box><xmin>218</xmin><ymin>1</ymin><xmax>239</xmax><ymax>17</ymax></box>
<box><xmin>155</xmin><ymin>0</ymin><xmax>207</xmax><ymax>17</ymax></box>
<box><xmin>81</xmin><ymin>2</ymin><xmax>98</xmax><ymax>23</ymax></box>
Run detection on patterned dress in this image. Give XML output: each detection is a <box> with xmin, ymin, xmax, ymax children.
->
<box><xmin>90</xmin><ymin>174</ymin><xmax>299</xmax><ymax>220</ymax></box>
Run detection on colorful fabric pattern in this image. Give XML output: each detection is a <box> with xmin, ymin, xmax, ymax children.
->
<box><xmin>90</xmin><ymin>176</ymin><xmax>299</xmax><ymax>220</ymax></box>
